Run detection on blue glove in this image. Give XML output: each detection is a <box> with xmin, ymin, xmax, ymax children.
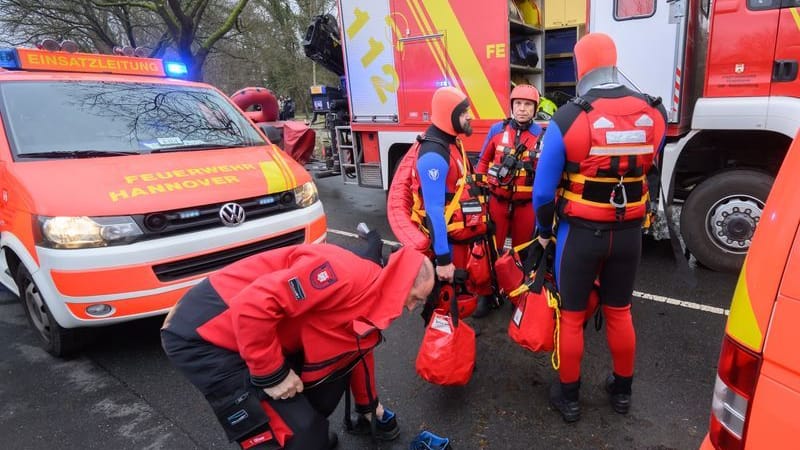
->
<box><xmin>409</xmin><ymin>430</ymin><xmax>452</xmax><ymax>450</ymax></box>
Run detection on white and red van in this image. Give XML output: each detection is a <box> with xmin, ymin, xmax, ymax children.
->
<box><xmin>701</xmin><ymin>132</ymin><xmax>800</xmax><ymax>449</ymax></box>
<box><xmin>0</xmin><ymin>45</ymin><xmax>327</xmax><ymax>356</ymax></box>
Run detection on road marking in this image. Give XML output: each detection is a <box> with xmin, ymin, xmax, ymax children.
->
<box><xmin>328</xmin><ymin>228</ymin><xmax>401</xmax><ymax>247</ymax></box>
<box><xmin>328</xmin><ymin>228</ymin><xmax>729</xmax><ymax>316</ymax></box>
<box><xmin>634</xmin><ymin>290</ymin><xmax>730</xmax><ymax>316</ymax></box>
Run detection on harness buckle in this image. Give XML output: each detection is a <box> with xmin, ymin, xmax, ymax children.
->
<box><xmin>610</xmin><ymin>176</ymin><xmax>627</xmax><ymax>221</ymax></box>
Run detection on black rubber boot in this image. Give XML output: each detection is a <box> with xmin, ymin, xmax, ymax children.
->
<box><xmin>605</xmin><ymin>373</ymin><xmax>632</xmax><ymax>414</ymax></box>
<box><xmin>345</xmin><ymin>408</ymin><xmax>400</xmax><ymax>441</ymax></box>
<box><xmin>549</xmin><ymin>381</ymin><xmax>581</xmax><ymax>423</ymax></box>
<box><xmin>472</xmin><ymin>295</ymin><xmax>500</xmax><ymax>318</ymax></box>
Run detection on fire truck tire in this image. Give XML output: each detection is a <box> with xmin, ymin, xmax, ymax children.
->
<box><xmin>680</xmin><ymin>169</ymin><xmax>773</xmax><ymax>273</ymax></box>
<box><xmin>16</xmin><ymin>265</ymin><xmax>82</xmax><ymax>357</ymax></box>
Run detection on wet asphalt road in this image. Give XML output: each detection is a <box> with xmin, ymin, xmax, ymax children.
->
<box><xmin>0</xmin><ymin>174</ymin><xmax>738</xmax><ymax>449</ymax></box>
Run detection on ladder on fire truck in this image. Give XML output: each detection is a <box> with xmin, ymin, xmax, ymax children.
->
<box><xmin>334</xmin><ymin>125</ymin><xmax>359</xmax><ymax>185</ymax></box>
<box><xmin>334</xmin><ymin>125</ymin><xmax>382</xmax><ymax>187</ymax></box>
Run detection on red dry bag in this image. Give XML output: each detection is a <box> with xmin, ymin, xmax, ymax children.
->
<box><xmin>415</xmin><ymin>282</ymin><xmax>476</xmax><ymax>386</ymax></box>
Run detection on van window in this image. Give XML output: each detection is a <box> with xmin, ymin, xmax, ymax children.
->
<box><xmin>614</xmin><ymin>0</ymin><xmax>656</xmax><ymax>20</ymax></box>
<box><xmin>0</xmin><ymin>81</ymin><xmax>266</xmax><ymax>159</ymax></box>
<box><xmin>747</xmin><ymin>0</ymin><xmax>780</xmax><ymax>10</ymax></box>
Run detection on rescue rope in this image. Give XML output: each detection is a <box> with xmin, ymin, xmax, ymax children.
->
<box><xmin>548</xmin><ymin>289</ymin><xmax>561</xmax><ymax>371</ymax></box>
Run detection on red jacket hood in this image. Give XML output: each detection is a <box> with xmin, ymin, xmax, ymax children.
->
<box><xmin>359</xmin><ymin>246</ymin><xmax>426</xmax><ymax>331</ymax></box>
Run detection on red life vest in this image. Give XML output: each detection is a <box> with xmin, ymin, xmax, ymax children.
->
<box><xmin>409</xmin><ymin>135</ymin><xmax>488</xmax><ymax>242</ymax></box>
<box><xmin>560</xmin><ymin>94</ymin><xmax>665</xmax><ymax>223</ymax></box>
<box><xmin>483</xmin><ymin>121</ymin><xmax>539</xmax><ymax>202</ymax></box>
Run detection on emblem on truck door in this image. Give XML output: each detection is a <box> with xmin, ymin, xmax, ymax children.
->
<box><xmin>219</xmin><ymin>202</ymin><xmax>246</xmax><ymax>226</ymax></box>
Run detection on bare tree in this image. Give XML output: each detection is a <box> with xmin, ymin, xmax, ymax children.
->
<box><xmin>0</xmin><ymin>0</ymin><xmax>254</xmax><ymax>81</ymax></box>
<box><xmin>204</xmin><ymin>0</ymin><xmax>338</xmax><ymax>116</ymax></box>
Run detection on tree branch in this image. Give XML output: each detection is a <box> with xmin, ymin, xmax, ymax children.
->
<box><xmin>93</xmin><ymin>0</ymin><xmax>157</xmax><ymax>12</ymax></box>
<box><xmin>200</xmin><ymin>0</ymin><xmax>250</xmax><ymax>51</ymax></box>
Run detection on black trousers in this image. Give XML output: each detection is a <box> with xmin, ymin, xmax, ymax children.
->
<box><xmin>162</xmin><ymin>330</ymin><xmax>348</xmax><ymax>450</ymax></box>
<box><xmin>554</xmin><ymin>221</ymin><xmax>642</xmax><ymax>311</ymax></box>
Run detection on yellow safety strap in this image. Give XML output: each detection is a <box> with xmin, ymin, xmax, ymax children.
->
<box><xmin>442</xmin><ymin>140</ymin><xmax>469</xmax><ymax>225</ymax></box>
<box><xmin>560</xmin><ymin>190</ymin><xmax>647</xmax><ymax>209</ymax></box>
<box><xmin>565</xmin><ymin>173</ymin><xmax>646</xmax><ymax>184</ymax></box>
<box><xmin>513</xmin><ymin>239</ymin><xmax>535</xmax><ymax>253</ymax></box>
<box><xmin>642</xmin><ymin>191</ymin><xmax>654</xmax><ymax>229</ymax></box>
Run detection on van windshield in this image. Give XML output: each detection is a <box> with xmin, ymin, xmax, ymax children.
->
<box><xmin>0</xmin><ymin>81</ymin><xmax>266</xmax><ymax>159</ymax></box>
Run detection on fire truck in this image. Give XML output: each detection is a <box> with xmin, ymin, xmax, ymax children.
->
<box><xmin>305</xmin><ymin>0</ymin><xmax>800</xmax><ymax>273</ymax></box>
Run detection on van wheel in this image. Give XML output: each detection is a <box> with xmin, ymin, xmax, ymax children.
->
<box><xmin>16</xmin><ymin>265</ymin><xmax>81</xmax><ymax>357</ymax></box>
<box><xmin>680</xmin><ymin>170</ymin><xmax>773</xmax><ymax>273</ymax></box>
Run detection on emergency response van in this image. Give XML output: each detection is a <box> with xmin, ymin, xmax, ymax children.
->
<box><xmin>701</xmin><ymin>132</ymin><xmax>800</xmax><ymax>449</ymax></box>
<box><xmin>0</xmin><ymin>43</ymin><xmax>327</xmax><ymax>356</ymax></box>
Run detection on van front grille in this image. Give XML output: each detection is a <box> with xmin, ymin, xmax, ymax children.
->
<box><xmin>152</xmin><ymin>229</ymin><xmax>305</xmax><ymax>282</ymax></box>
<box><xmin>134</xmin><ymin>192</ymin><xmax>298</xmax><ymax>238</ymax></box>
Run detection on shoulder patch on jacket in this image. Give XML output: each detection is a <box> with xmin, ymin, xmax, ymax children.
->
<box><xmin>310</xmin><ymin>262</ymin><xmax>338</xmax><ymax>289</ymax></box>
<box><xmin>288</xmin><ymin>277</ymin><xmax>306</xmax><ymax>300</ymax></box>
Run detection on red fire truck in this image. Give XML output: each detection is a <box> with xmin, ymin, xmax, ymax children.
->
<box><xmin>588</xmin><ymin>0</ymin><xmax>800</xmax><ymax>273</ymax></box>
<box><xmin>306</xmin><ymin>0</ymin><xmax>800</xmax><ymax>273</ymax></box>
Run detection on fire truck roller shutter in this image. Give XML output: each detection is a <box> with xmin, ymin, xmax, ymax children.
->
<box><xmin>680</xmin><ymin>169</ymin><xmax>773</xmax><ymax>273</ymax></box>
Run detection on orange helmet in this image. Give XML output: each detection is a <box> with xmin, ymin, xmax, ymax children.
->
<box><xmin>431</xmin><ymin>86</ymin><xmax>470</xmax><ymax>136</ymax></box>
<box><xmin>510</xmin><ymin>84</ymin><xmax>540</xmax><ymax>106</ymax></box>
<box><xmin>574</xmin><ymin>32</ymin><xmax>617</xmax><ymax>80</ymax></box>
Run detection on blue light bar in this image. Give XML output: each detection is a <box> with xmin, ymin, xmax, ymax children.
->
<box><xmin>164</xmin><ymin>61</ymin><xmax>188</xmax><ymax>78</ymax></box>
<box><xmin>0</xmin><ymin>48</ymin><xmax>20</xmax><ymax>70</ymax></box>
<box><xmin>178</xmin><ymin>209</ymin><xmax>200</xmax><ymax>219</ymax></box>
<box><xmin>258</xmin><ymin>196</ymin><xmax>276</xmax><ymax>206</ymax></box>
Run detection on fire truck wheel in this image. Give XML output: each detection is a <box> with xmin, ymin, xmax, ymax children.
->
<box><xmin>680</xmin><ymin>169</ymin><xmax>773</xmax><ymax>273</ymax></box>
<box><xmin>16</xmin><ymin>265</ymin><xmax>81</xmax><ymax>357</ymax></box>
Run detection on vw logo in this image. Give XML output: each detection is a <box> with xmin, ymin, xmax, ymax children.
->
<box><xmin>219</xmin><ymin>202</ymin><xmax>246</xmax><ymax>227</ymax></box>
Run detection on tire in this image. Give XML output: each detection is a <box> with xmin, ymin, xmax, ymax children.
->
<box><xmin>16</xmin><ymin>264</ymin><xmax>82</xmax><ymax>357</ymax></box>
<box><xmin>680</xmin><ymin>170</ymin><xmax>774</xmax><ymax>273</ymax></box>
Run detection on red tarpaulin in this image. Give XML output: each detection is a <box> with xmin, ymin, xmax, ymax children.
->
<box><xmin>231</xmin><ymin>87</ymin><xmax>316</xmax><ymax>164</ymax></box>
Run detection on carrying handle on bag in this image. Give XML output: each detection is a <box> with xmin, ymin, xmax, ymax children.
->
<box><xmin>509</xmin><ymin>241</ymin><xmax>554</xmax><ymax>297</ymax></box>
<box><xmin>449</xmin><ymin>286</ymin><xmax>459</xmax><ymax>328</ymax></box>
<box><xmin>528</xmin><ymin>243</ymin><xmax>552</xmax><ymax>293</ymax></box>
<box><xmin>450</xmin><ymin>269</ymin><xmax>469</xmax><ymax>327</ymax></box>
<box><xmin>421</xmin><ymin>278</ymin><xmax>440</xmax><ymax>326</ymax></box>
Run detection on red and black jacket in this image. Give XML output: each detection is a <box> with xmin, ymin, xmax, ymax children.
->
<box><xmin>163</xmin><ymin>244</ymin><xmax>424</xmax><ymax>388</ymax></box>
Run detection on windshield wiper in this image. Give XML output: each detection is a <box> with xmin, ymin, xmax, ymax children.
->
<box><xmin>149</xmin><ymin>143</ymin><xmax>254</xmax><ymax>153</ymax></box>
<box><xmin>17</xmin><ymin>150</ymin><xmax>139</xmax><ymax>159</ymax></box>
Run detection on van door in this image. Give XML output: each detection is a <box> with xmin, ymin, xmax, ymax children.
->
<box><xmin>704</xmin><ymin>0</ymin><xmax>779</xmax><ymax>98</ymax></box>
<box><xmin>770</xmin><ymin>2</ymin><xmax>800</xmax><ymax>98</ymax></box>
<box><xmin>589</xmin><ymin>0</ymin><xmax>688</xmax><ymax>123</ymax></box>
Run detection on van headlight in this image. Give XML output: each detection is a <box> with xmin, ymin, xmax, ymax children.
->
<box><xmin>38</xmin><ymin>216</ymin><xmax>143</xmax><ymax>248</ymax></box>
<box><xmin>293</xmin><ymin>182</ymin><xmax>319</xmax><ymax>208</ymax></box>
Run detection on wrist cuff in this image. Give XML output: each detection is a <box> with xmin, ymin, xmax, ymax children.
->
<box><xmin>250</xmin><ymin>363</ymin><xmax>289</xmax><ymax>388</ymax></box>
<box><xmin>435</xmin><ymin>254</ymin><xmax>452</xmax><ymax>266</ymax></box>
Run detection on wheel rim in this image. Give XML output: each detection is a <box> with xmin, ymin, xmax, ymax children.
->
<box><xmin>22</xmin><ymin>278</ymin><xmax>52</xmax><ymax>344</ymax></box>
<box><xmin>705</xmin><ymin>194</ymin><xmax>764</xmax><ymax>254</ymax></box>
